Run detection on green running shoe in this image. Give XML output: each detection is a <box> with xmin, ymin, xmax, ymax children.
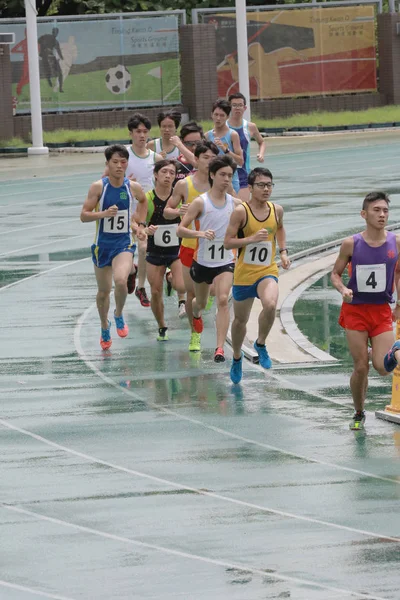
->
<box><xmin>349</xmin><ymin>411</ymin><xmax>366</xmax><ymax>430</ymax></box>
<box><xmin>157</xmin><ymin>327</ymin><xmax>169</xmax><ymax>341</ymax></box>
<box><xmin>188</xmin><ymin>332</ymin><xmax>201</xmax><ymax>352</ymax></box>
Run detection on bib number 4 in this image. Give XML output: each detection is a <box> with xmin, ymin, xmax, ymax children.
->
<box><xmin>356</xmin><ymin>263</ymin><xmax>386</xmax><ymax>293</ymax></box>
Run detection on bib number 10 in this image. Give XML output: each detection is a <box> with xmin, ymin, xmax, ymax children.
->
<box><xmin>244</xmin><ymin>242</ymin><xmax>272</xmax><ymax>267</ymax></box>
<box><xmin>356</xmin><ymin>263</ymin><xmax>386</xmax><ymax>293</ymax></box>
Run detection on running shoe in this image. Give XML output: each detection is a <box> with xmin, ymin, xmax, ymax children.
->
<box><xmin>100</xmin><ymin>320</ymin><xmax>112</xmax><ymax>350</ymax></box>
<box><xmin>349</xmin><ymin>411</ymin><xmax>366</xmax><ymax>430</ymax></box>
<box><xmin>205</xmin><ymin>295</ymin><xmax>214</xmax><ymax>311</ymax></box>
<box><xmin>127</xmin><ymin>265</ymin><xmax>137</xmax><ymax>294</ymax></box>
<box><xmin>114</xmin><ymin>311</ymin><xmax>129</xmax><ymax>338</ymax></box>
<box><xmin>188</xmin><ymin>332</ymin><xmax>201</xmax><ymax>352</ymax></box>
<box><xmin>157</xmin><ymin>327</ymin><xmax>169</xmax><ymax>341</ymax></box>
<box><xmin>214</xmin><ymin>347</ymin><xmax>225</xmax><ymax>363</ymax></box>
<box><xmin>384</xmin><ymin>340</ymin><xmax>400</xmax><ymax>372</ymax></box>
<box><xmin>178</xmin><ymin>301</ymin><xmax>186</xmax><ymax>319</ymax></box>
<box><xmin>230</xmin><ymin>353</ymin><xmax>243</xmax><ymax>384</ymax></box>
<box><xmin>165</xmin><ymin>270</ymin><xmax>173</xmax><ymax>297</ymax></box>
<box><xmin>253</xmin><ymin>341</ymin><xmax>272</xmax><ymax>369</ymax></box>
<box><xmin>192</xmin><ymin>315</ymin><xmax>204</xmax><ymax>333</ymax></box>
<box><xmin>135</xmin><ymin>287</ymin><xmax>150</xmax><ymax>307</ymax></box>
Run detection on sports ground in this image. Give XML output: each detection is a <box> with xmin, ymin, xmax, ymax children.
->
<box><xmin>1</xmin><ymin>131</ymin><xmax>400</xmax><ymax>599</ymax></box>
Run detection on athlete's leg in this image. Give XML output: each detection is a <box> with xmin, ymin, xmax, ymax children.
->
<box><xmin>182</xmin><ymin>264</ymin><xmax>195</xmax><ymax>331</ymax></box>
<box><xmin>94</xmin><ymin>265</ymin><xmax>113</xmax><ymax>329</ymax></box>
<box><xmin>231</xmin><ymin>297</ymin><xmax>255</xmax><ymax>359</ymax></box>
<box><xmin>192</xmin><ymin>281</ymin><xmax>210</xmax><ymax>318</ymax></box>
<box><xmin>137</xmin><ymin>237</ymin><xmax>147</xmax><ymax>289</ymax></box>
<box><xmin>213</xmin><ymin>270</ymin><xmax>234</xmax><ymax>349</ymax></box>
<box><xmin>147</xmin><ymin>262</ymin><xmax>166</xmax><ymax>328</ymax></box>
<box><xmin>371</xmin><ymin>330</ymin><xmax>395</xmax><ymax>376</ymax></box>
<box><xmin>170</xmin><ymin>259</ymin><xmax>186</xmax><ymax>296</ymax></box>
<box><xmin>346</xmin><ymin>329</ymin><xmax>370</xmax><ymax>412</ymax></box>
<box><xmin>112</xmin><ymin>252</ymin><xmax>134</xmax><ymax>317</ymax></box>
<box><xmin>256</xmin><ymin>277</ymin><xmax>279</xmax><ymax>344</ymax></box>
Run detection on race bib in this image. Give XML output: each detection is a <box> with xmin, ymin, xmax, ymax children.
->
<box><xmin>204</xmin><ymin>239</ymin><xmax>226</xmax><ymax>264</ymax></box>
<box><xmin>103</xmin><ymin>209</ymin><xmax>128</xmax><ymax>234</ymax></box>
<box><xmin>356</xmin><ymin>263</ymin><xmax>386</xmax><ymax>293</ymax></box>
<box><xmin>154</xmin><ymin>224</ymin><xmax>179</xmax><ymax>248</ymax></box>
<box><xmin>243</xmin><ymin>242</ymin><xmax>272</xmax><ymax>266</ymax></box>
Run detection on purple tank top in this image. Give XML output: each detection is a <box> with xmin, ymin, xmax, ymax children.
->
<box><xmin>348</xmin><ymin>232</ymin><xmax>398</xmax><ymax>304</ymax></box>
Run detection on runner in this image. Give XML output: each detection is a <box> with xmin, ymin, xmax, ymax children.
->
<box><xmin>147</xmin><ymin>110</ymin><xmax>182</xmax><ymax>159</ymax></box>
<box><xmin>224</xmin><ymin>167</ymin><xmax>290</xmax><ymax>384</ymax></box>
<box><xmin>126</xmin><ymin>114</ymin><xmax>163</xmax><ymax>307</ymax></box>
<box><xmin>144</xmin><ymin>159</ymin><xmax>186</xmax><ymax>340</ymax></box>
<box><xmin>164</xmin><ymin>140</ymin><xmax>219</xmax><ymax>352</ymax></box>
<box><xmin>174</xmin><ymin>121</ymin><xmax>204</xmax><ymax>183</ymax></box>
<box><xmin>80</xmin><ymin>144</ymin><xmax>147</xmax><ymax>350</ymax></box>
<box><xmin>228</xmin><ymin>92</ymin><xmax>266</xmax><ymax>202</ymax></box>
<box><xmin>177</xmin><ymin>155</ymin><xmax>242</xmax><ymax>362</ymax></box>
<box><xmin>205</xmin><ymin>99</ymin><xmax>243</xmax><ymax>194</ymax></box>
<box><xmin>331</xmin><ymin>191</ymin><xmax>400</xmax><ymax>430</ymax></box>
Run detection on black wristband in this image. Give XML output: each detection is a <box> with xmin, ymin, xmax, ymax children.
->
<box><xmin>279</xmin><ymin>248</ymin><xmax>288</xmax><ymax>254</ymax></box>
<box><xmin>138</xmin><ymin>222</ymin><xmax>147</xmax><ymax>227</ymax></box>
<box><xmin>224</xmin><ymin>148</ymin><xmax>230</xmax><ymax>154</ymax></box>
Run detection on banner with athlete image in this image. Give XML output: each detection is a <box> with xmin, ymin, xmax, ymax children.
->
<box><xmin>204</xmin><ymin>5</ymin><xmax>377</xmax><ymax>99</ymax></box>
<box><xmin>8</xmin><ymin>15</ymin><xmax>181</xmax><ymax>113</ymax></box>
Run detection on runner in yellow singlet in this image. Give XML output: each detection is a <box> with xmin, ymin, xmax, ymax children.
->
<box><xmin>224</xmin><ymin>167</ymin><xmax>290</xmax><ymax>383</ymax></box>
<box><xmin>164</xmin><ymin>140</ymin><xmax>219</xmax><ymax>352</ymax></box>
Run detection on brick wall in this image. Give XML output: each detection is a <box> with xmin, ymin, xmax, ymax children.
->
<box><xmin>0</xmin><ymin>45</ymin><xmax>14</xmax><ymax>140</ymax></box>
<box><xmin>378</xmin><ymin>13</ymin><xmax>400</xmax><ymax>105</ymax></box>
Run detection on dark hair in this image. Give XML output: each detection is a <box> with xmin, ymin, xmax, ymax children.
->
<box><xmin>228</xmin><ymin>92</ymin><xmax>246</xmax><ymax>104</ymax></box>
<box><xmin>208</xmin><ymin>155</ymin><xmax>237</xmax><ymax>186</ymax></box>
<box><xmin>180</xmin><ymin>121</ymin><xmax>204</xmax><ymax>141</ymax></box>
<box><xmin>105</xmin><ymin>144</ymin><xmax>129</xmax><ymax>162</ymax></box>
<box><xmin>362</xmin><ymin>191</ymin><xmax>390</xmax><ymax>210</ymax></box>
<box><xmin>128</xmin><ymin>113</ymin><xmax>151</xmax><ymax>132</ymax></box>
<box><xmin>194</xmin><ymin>140</ymin><xmax>219</xmax><ymax>158</ymax></box>
<box><xmin>248</xmin><ymin>167</ymin><xmax>273</xmax><ymax>186</ymax></box>
<box><xmin>157</xmin><ymin>110</ymin><xmax>181</xmax><ymax>128</ymax></box>
<box><xmin>211</xmin><ymin>99</ymin><xmax>231</xmax><ymax>116</ymax></box>
<box><xmin>154</xmin><ymin>159</ymin><xmax>177</xmax><ymax>175</ymax></box>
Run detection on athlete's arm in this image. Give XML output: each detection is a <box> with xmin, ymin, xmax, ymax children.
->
<box><xmin>164</xmin><ymin>178</ymin><xmax>187</xmax><ymax>220</ymax></box>
<box><xmin>155</xmin><ymin>152</ymin><xmax>163</xmax><ymax>163</ymax></box>
<box><xmin>169</xmin><ymin>135</ymin><xmax>196</xmax><ymax>165</ymax></box>
<box><xmin>146</xmin><ymin>139</ymin><xmax>155</xmax><ymax>151</ymax></box>
<box><xmin>229</xmin><ymin>130</ymin><xmax>244</xmax><ymax>166</ymax></box>
<box><xmin>394</xmin><ymin>236</ymin><xmax>400</xmax><ymax>320</ymax></box>
<box><xmin>223</xmin><ymin>205</ymin><xmax>247</xmax><ymax>249</ymax></box>
<box><xmin>275</xmin><ymin>204</ymin><xmax>290</xmax><ymax>269</ymax></box>
<box><xmin>130</xmin><ymin>181</ymin><xmax>147</xmax><ymax>240</ymax></box>
<box><xmin>80</xmin><ymin>181</ymin><xmax>117</xmax><ymax>222</ymax></box>
<box><xmin>330</xmin><ymin>237</ymin><xmax>354</xmax><ymax>302</ymax></box>
<box><xmin>177</xmin><ymin>197</ymin><xmax>214</xmax><ymax>240</ymax></box>
<box><xmin>249</xmin><ymin>122</ymin><xmax>266</xmax><ymax>163</ymax></box>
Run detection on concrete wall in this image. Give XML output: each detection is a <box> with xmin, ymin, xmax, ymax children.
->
<box><xmin>378</xmin><ymin>13</ymin><xmax>400</xmax><ymax>105</ymax></box>
<box><xmin>0</xmin><ymin>45</ymin><xmax>14</xmax><ymax>141</ymax></box>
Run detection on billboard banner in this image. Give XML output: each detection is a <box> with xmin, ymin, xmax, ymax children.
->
<box><xmin>204</xmin><ymin>6</ymin><xmax>377</xmax><ymax>99</ymax></box>
<box><xmin>8</xmin><ymin>15</ymin><xmax>181</xmax><ymax>113</ymax></box>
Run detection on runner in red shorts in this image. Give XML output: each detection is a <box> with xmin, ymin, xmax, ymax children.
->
<box><xmin>331</xmin><ymin>192</ymin><xmax>400</xmax><ymax>430</ymax></box>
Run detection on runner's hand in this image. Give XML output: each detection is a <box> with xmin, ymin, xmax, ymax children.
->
<box><xmin>170</xmin><ymin>135</ymin><xmax>181</xmax><ymax>147</ymax></box>
<box><xmin>178</xmin><ymin>204</ymin><xmax>188</xmax><ymax>216</ymax></box>
<box><xmin>203</xmin><ymin>229</ymin><xmax>215</xmax><ymax>240</ymax></box>
<box><xmin>342</xmin><ymin>288</ymin><xmax>353</xmax><ymax>303</ymax></box>
<box><xmin>251</xmin><ymin>229</ymin><xmax>269</xmax><ymax>243</ymax></box>
<box><xmin>105</xmin><ymin>204</ymin><xmax>118</xmax><ymax>217</ymax></box>
<box><xmin>257</xmin><ymin>153</ymin><xmax>264</xmax><ymax>163</ymax></box>
<box><xmin>281</xmin><ymin>252</ymin><xmax>291</xmax><ymax>270</ymax></box>
<box><xmin>160</xmin><ymin>151</ymin><xmax>167</xmax><ymax>159</ymax></box>
<box><xmin>147</xmin><ymin>225</ymin><xmax>158</xmax><ymax>236</ymax></box>
<box><xmin>137</xmin><ymin>228</ymin><xmax>147</xmax><ymax>242</ymax></box>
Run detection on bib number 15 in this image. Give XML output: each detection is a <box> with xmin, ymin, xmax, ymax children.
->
<box><xmin>103</xmin><ymin>209</ymin><xmax>128</xmax><ymax>234</ymax></box>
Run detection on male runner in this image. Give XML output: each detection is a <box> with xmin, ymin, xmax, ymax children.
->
<box><xmin>205</xmin><ymin>99</ymin><xmax>243</xmax><ymax>194</ymax></box>
<box><xmin>228</xmin><ymin>92</ymin><xmax>266</xmax><ymax>201</ymax></box>
<box><xmin>331</xmin><ymin>191</ymin><xmax>400</xmax><ymax>430</ymax></box>
<box><xmin>173</xmin><ymin>121</ymin><xmax>204</xmax><ymax>183</ymax></box>
<box><xmin>80</xmin><ymin>145</ymin><xmax>147</xmax><ymax>350</ymax></box>
<box><xmin>147</xmin><ymin>110</ymin><xmax>182</xmax><ymax>159</ymax></box>
<box><xmin>164</xmin><ymin>141</ymin><xmax>219</xmax><ymax>352</ymax></box>
<box><xmin>145</xmin><ymin>159</ymin><xmax>186</xmax><ymax>340</ymax></box>
<box><xmin>126</xmin><ymin>114</ymin><xmax>163</xmax><ymax>307</ymax></box>
<box><xmin>224</xmin><ymin>168</ymin><xmax>290</xmax><ymax>384</ymax></box>
<box><xmin>177</xmin><ymin>155</ymin><xmax>241</xmax><ymax>362</ymax></box>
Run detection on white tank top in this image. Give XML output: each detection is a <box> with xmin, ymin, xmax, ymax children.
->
<box><xmin>126</xmin><ymin>146</ymin><xmax>156</xmax><ymax>194</ymax></box>
<box><xmin>154</xmin><ymin>138</ymin><xmax>180</xmax><ymax>159</ymax></box>
<box><xmin>195</xmin><ymin>192</ymin><xmax>235</xmax><ymax>268</ymax></box>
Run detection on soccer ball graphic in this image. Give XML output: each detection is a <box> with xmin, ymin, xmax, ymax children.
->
<box><xmin>105</xmin><ymin>65</ymin><xmax>131</xmax><ymax>94</ymax></box>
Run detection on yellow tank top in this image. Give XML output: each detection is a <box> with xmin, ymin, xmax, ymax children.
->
<box><xmin>234</xmin><ymin>201</ymin><xmax>279</xmax><ymax>285</ymax></box>
<box><xmin>181</xmin><ymin>175</ymin><xmax>203</xmax><ymax>250</ymax></box>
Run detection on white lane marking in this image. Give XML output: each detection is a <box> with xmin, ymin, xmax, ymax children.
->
<box><xmin>0</xmin><ymin>579</ymin><xmax>76</xmax><ymax>600</ymax></box>
<box><xmin>1</xmin><ymin>218</ymin><xmax>78</xmax><ymax>236</ymax></box>
<box><xmin>0</xmin><ymin>234</ymin><xmax>90</xmax><ymax>258</ymax></box>
<box><xmin>0</xmin><ymin>504</ymin><xmax>391</xmax><ymax>600</ymax></box>
<box><xmin>0</xmin><ymin>257</ymin><xmax>89</xmax><ymax>293</ymax></box>
<box><xmin>74</xmin><ymin>303</ymin><xmax>400</xmax><ymax>487</ymax></box>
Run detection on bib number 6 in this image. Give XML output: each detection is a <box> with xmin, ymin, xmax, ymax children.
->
<box><xmin>154</xmin><ymin>224</ymin><xmax>179</xmax><ymax>248</ymax></box>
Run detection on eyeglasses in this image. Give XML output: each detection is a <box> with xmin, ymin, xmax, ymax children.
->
<box><xmin>183</xmin><ymin>140</ymin><xmax>200</xmax><ymax>147</ymax></box>
<box><xmin>231</xmin><ymin>103</ymin><xmax>245</xmax><ymax>108</ymax></box>
<box><xmin>253</xmin><ymin>182</ymin><xmax>274</xmax><ymax>190</ymax></box>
